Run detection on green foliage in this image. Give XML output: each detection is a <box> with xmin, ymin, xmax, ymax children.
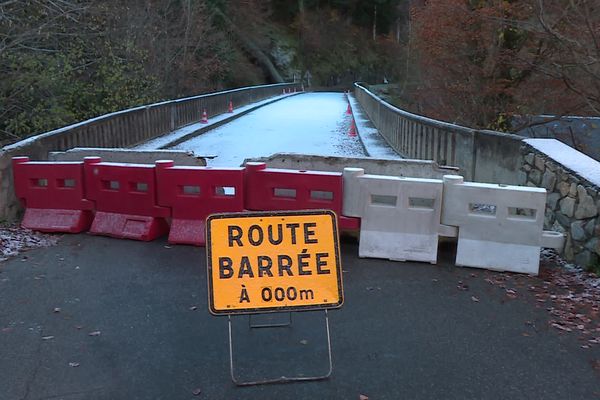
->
<box><xmin>270</xmin><ymin>0</ymin><xmax>401</xmax><ymax>34</ymax></box>
<box><xmin>0</xmin><ymin>1</ymin><xmax>160</xmax><ymax>143</ymax></box>
<box><xmin>299</xmin><ymin>8</ymin><xmax>403</xmax><ymax>86</ymax></box>
<box><xmin>0</xmin><ymin>0</ymin><xmax>406</xmax><ymax>144</ymax></box>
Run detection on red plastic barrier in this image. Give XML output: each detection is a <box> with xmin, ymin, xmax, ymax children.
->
<box><xmin>12</xmin><ymin>157</ymin><xmax>94</xmax><ymax>233</ymax></box>
<box><xmin>84</xmin><ymin>157</ymin><xmax>169</xmax><ymax>241</ymax></box>
<box><xmin>244</xmin><ymin>162</ymin><xmax>360</xmax><ymax>230</ymax></box>
<box><xmin>155</xmin><ymin>161</ymin><xmax>245</xmax><ymax>245</ymax></box>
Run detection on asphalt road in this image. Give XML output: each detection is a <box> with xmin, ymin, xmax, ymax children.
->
<box><xmin>1</xmin><ymin>235</ymin><xmax>599</xmax><ymax>399</ymax></box>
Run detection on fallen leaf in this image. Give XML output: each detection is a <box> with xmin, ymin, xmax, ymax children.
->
<box><xmin>359</xmin><ymin>395</ymin><xmax>369</xmax><ymax>400</ymax></box>
<box><xmin>69</xmin><ymin>362</ymin><xmax>80</xmax><ymax>367</ymax></box>
<box><xmin>88</xmin><ymin>331</ymin><xmax>101</xmax><ymax>336</ymax></box>
<box><xmin>551</xmin><ymin>323</ymin><xmax>572</xmax><ymax>332</ymax></box>
<box><xmin>192</xmin><ymin>388</ymin><xmax>202</xmax><ymax>396</ymax></box>
<box><xmin>164</xmin><ymin>245</ymin><xmax>172</xmax><ymax>249</ymax></box>
<box><xmin>457</xmin><ymin>283</ymin><xmax>469</xmax><ymax>291</ymax></box>
<box><xmin>75</xmin><ymin>325</ymin><xmax>83</xmax><ymax>330</ymax></box>
<box><xmin>300</xmin><ymin>339</ymin><xmax>308</xmax><ymax>345</ymax></box>
<box><xmin>53</xmin><ymin>308</ymin><xmax>61</xmax><ymax>313</ymax></box>
<box><xmin>471</xmin><ymin>296</ymin><xmax>479</xmax><ymax>302</ymax></box>
<box><xmin>42</xmin><ymin>335</ymin><xmax>54</xmax><ymax>340</ymax></box>
<box><xmin>189</xmin><ymin>306</ymin><xmax>198</xmax><ymax>311</ymax></box>
<box><xmin>522</xmin><ymin>332</ymin><xmax>531</xmax><ymax>337</ymax></box>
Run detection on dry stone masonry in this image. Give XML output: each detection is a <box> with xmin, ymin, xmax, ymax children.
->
<box><xmin>520</xmin><ymin>143</ymin><xmax>599</xmax><ymax>267</ymax></box>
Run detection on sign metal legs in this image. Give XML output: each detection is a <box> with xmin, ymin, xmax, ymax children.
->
<box><xmin>227</xmin><ymin>310</ymin><xmax>333</xmax><ymax>386</ymax></box>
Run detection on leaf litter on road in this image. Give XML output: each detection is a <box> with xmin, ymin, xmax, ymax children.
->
<box><xmin>482</xmin><ymin>249</ymin><xmax>599</xmax><ymax>347</ymax></box>
<box><xmin>0</xmin><ymin>224</ymin><xmax>58</xmax><ymax>262</ymax></box>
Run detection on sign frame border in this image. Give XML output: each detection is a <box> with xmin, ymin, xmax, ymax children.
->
<box><xmin>206</xmin><ymin>209</ymin><xmax>343</xmax><ymax>315</ymax></box>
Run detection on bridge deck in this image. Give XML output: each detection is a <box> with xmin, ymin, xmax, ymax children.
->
<box><xmin>1</xmin><ymin>235</ymin><xmax>599</xmax><ymax>399</ymax></box>
<box><xmin>171</xmin><ymin>92</ymin><xmax>367</xmax><ymax>166</ymax></box>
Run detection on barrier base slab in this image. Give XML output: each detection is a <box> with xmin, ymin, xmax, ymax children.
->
<box><xmin>22</xmin><ymin>208</ymin><xmax>93</xmax><ymax>233</ymax></box>
<box><xmin>90</xmin><ymin>211</ymin><xmax>169</xmax><ymax>241</ymax></box>
<box><xmin>339</xmin><ymin>216</ymin><xmax>360</xmax><ymax>231</ymax></box>
<box><xmin>359</xmin><ymin>231</ymin><xmax>439</xmax><ymax>264</ymax></box>
<box><xmin>455</xmin><ymin>238</ymin><xmax>540</xmax><ymax>275</ymax></box>
<box><xmin>168</xmin><ymin>219</ymin><xmax>206</xmax><ymax>246</ymax></box>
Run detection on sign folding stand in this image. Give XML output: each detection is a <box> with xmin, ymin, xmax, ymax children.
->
<box><xmin>227</xmin><ymin>310</ymin><xmax>333</xmax><ymax>386</ymax></box>
<box><xmin>206</xmin><ymin>210</ymin><xmax>343</xmax><ymax>387</ymax></box>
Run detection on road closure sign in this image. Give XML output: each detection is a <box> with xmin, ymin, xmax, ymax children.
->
<box><xmin>206</xmin><ymin>210</ymin><xmax>343</xmax><ymax>315</ymax></box>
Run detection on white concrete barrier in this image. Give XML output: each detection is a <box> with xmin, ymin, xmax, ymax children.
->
<box><xmin>441</xmin><ymin>175</ymin><xmax>562</xmax><ymax>274</ymax></box>
<box><xmin>343</xmin><ymin>168</ymin><xmax>443</xmax><ymax>263</ymax></box>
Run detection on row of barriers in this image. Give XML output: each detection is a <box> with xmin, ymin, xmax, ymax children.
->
<box><xmin>12</xmin><ymin>156</ymin><xmax>564</xmax><ymax>275</ymax></box>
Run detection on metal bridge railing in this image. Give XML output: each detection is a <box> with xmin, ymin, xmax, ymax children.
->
<box><xmin>0</xmin><ymin>82</ymin><xmax>301</xmax><ymax>219</ymax></box>
<box><xmin>353</xmin><ymin>82</ymin><xmax>523</xmax><ymax>185</ymax></box>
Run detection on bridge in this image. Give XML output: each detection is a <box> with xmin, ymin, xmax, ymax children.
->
<box><xmin>1</xmin><ymin>83</ymin><xmax>599</xmax><ymax>399</ymax></box>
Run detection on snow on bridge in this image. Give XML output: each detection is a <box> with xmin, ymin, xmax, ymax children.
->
<box><xmin>169</xmin><ymin>92</ymin><xmax>367</xmax><ymax>166</ymax></box>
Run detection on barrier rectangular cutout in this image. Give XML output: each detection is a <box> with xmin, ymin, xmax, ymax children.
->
<box><xmin>408</xmin><ymin>197</ymin><xmax>435</xmax><ymax>209</ymax></box>
<box><xmin>206</xmin><ymin>210</ymin><xmax>343</xmax><ymax>315</ymax></box>
<box><xmin>468</xmin><ymin>203</ymin><xmax>496</xmax><ymax>215</ymax></box>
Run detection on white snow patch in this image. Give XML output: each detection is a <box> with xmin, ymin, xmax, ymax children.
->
<box><xmin>171</xmin><ymin>93</ymin><xmax>366</xmax><ymax>167</ymax></box>
<box><xmin>525</xmin><ymin>138</ymin><xmax>600</xmax><ymax>187</ymax></box>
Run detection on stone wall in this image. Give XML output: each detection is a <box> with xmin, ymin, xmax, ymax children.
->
<box><xmin>519</xmin><ymin>143</ymin><xmax>599</xmax><ymax>267</ymax></box>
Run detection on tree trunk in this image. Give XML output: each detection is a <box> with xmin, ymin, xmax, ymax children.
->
<box><xmin>215</xmin><ymin>8</ymin><xmax>284</xmax><ymax>83</ymax></box>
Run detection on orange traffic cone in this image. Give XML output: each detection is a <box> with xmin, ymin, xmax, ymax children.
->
<box><xmin>346</xmin><ymin>103</ymin><xmax>352</xmax><ymax>115</ymax></box>
<box><xmin>349</xmin><ymin>120</ymin><xmax>357</xmax><ymax>137</ymax></box>
<box><xmin>228</xmin><ymin>100</ymin><xmax>234</xmax><ymax>113</ymax></box>
<box><xmin>201</xmin><ymin>109</ymin><xmax>208</xmax><ymax>124</ymax></box>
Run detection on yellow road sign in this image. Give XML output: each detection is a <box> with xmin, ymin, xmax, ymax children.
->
<box><xmin>206</xmin><ymin>210</ymin><xmax>343</xmax><ymax>315</ymax></box>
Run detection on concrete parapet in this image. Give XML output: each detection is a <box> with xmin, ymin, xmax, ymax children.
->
<box><xmin>245</xmin><ymin>153</ymin><xmax>459</xmax><ymax>180</ymax></box>
<box><xmin>49</xmin><ymin>148</ymin><xmax>207</xmax><ymax>166</ymax></box>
